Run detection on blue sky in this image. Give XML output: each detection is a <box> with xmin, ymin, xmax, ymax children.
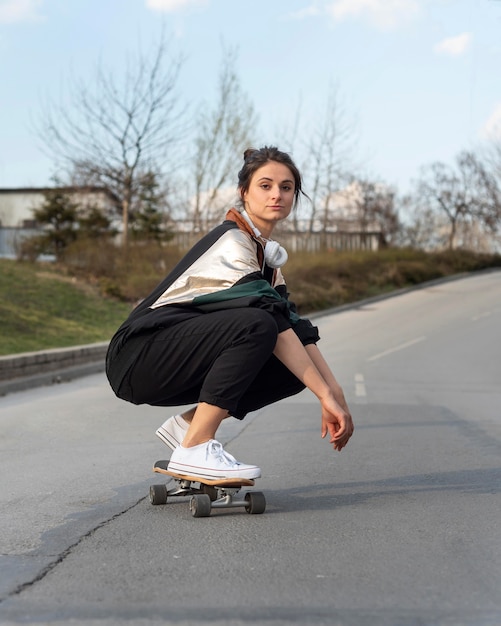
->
<box><xmin>1</xmin><ymin>0</ymin><xmax>501</xmax><ymax>195</ymax></box>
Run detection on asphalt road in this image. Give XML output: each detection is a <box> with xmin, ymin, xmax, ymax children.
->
<box><xmin>1</xmin><ymin>270</ymin><xmax>500</xmax><ymax>626</ymax></box>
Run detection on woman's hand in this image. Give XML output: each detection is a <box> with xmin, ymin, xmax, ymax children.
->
<box><xmin>273</xmin><ymin>330</ymin><xmax>354</xmax><ymax>451</ymax></box>
<box><xmin>320</xmin><ymin>393</ymin><xmax>354</xmax><ymax>451</ymax></box>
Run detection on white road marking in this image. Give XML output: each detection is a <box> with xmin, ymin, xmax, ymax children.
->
<box><xmin>354</xmin><ymin>373</ymin><xmax>367</xmax><ymax>403</ymax></box>
<box><xmin>355</xmin><ymin>373</ymin><xmax>366</xmax><ymax>397</ymax></box>
<box><xmin>367</xmin><ymin>336</ymin><xmax>426</xmax><ymax>362</ymax></box>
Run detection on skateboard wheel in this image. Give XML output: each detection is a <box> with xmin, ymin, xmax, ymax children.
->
<box><xmin>244</xmin><ymin>491</ymin><xmax>266</xmax><ymax>515</ymax></box>
<box><xmin>190</xmin><ymin>494</ymin><xmax>211</xmax><ymax>517</ymax></box>
<box><xmin>149</xmin><ymin>484</ymin><xmax>168</xmax><ymax>505</ymax></box>
<box><xmin>201</xmin><ymin>484</ymin><xmax>218</xmax><ymax>501</ymax></box>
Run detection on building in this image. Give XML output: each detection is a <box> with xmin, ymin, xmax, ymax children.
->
<box><xmin>0</xmin><ymin>186</ymin><xmax>120</xmax><ymax>258</ymax></box>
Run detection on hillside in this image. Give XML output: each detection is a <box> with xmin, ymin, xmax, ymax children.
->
<box><xmin>0</xmin><ymin>259</ymin><xmax>131</xmax><ymax>356</ymax></box>
<box><xmin>1</xmin><ymin>249</ymin><xmax>500</xmax><ymax>356</ymax></box>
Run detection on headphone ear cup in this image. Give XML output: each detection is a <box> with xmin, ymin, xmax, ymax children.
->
<box><xmin>264</xmin><ymin>241</ymin><xmax>288</xmax><ymax>268</ymax></box>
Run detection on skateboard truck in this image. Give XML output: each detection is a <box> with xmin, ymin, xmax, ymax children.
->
<box><xmin>150</xmin><ymin>460</ymin><xmax>266</xmax><ymax>518</ymax></box>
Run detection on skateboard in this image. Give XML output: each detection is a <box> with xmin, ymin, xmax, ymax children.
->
<box><xmin>150</xmin><ymin>460</ymin><xmax>266</xmax><ymax>517</ymax></box>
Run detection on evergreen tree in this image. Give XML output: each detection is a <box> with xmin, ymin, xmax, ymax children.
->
<box><xmin>78</xmin><ymin>205</ymin><xmax>116</xmax><ymax>239</ymax></box>
<box><xmin>131</xmin><ymin>172</ymin><xmax>171</xmax><ymax>242</ymax></box>
<box><xmin>33</xmin><ymin>188</ymin><xmax>79</xmax><ymax>259</ymax></box>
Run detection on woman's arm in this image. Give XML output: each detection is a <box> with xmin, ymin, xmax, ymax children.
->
<box><xmin>305</xmin><ymin>344</ymin><xmax>350</xmax><ymax>413</ymax></box>
<box><xmin>273</xmin><ymin>329</ymin><xmax>354</xmax><ymax>451</ymax></box>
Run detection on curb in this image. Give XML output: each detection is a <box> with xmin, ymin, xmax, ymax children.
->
<box><xmin>0</xmin><ymin>342</ymin><xmax>108</xmax><ymax>397</ymax></box>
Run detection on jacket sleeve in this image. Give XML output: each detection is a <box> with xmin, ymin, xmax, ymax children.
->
<box><xmin>191</xmin><ymin>274</ymin><xmax>293</xmax><ymax>333</ymax></box>
<box><xmin>193</xmin><ymin>275</ymin><xmax>320</xmax><ymax>344</ymax></box>
<box><xmin>274</xmin><ymin>284</ymin><xmax>320</xmax><ymax>345</ymax></box>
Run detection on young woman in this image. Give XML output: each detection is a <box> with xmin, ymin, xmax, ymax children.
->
<box><xmin>106</xmin><ymin>146</ymin><xmax>354</xmax><ymax>480</ymax></box>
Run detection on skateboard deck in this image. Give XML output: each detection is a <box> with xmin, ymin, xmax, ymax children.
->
<box><xmin>153</xmin><ymin>460</ymin><xmax>255</xmax><ymax>487</ymax></box>
<box><xmin>150</xmin><ymin>459</ymin><xmax>266</xmax><ymax>517</ymax></box>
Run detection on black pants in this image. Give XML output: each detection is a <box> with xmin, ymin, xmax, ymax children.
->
<box><xmin>114</xmin><ymin>308</ymin><xmax>305</xmax><ymax>419</ymax></box>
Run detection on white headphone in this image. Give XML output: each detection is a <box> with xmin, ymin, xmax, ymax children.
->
<box><xmin>240</xmin><ymin>209</ymin><xmax>288</xmax><ymax>268</ymax></box>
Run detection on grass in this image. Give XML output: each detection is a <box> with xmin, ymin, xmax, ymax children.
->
<box><xmin>1</xmin><ymin>247</ymin><xmax>500</xmax><ymax>355</ymax></box>
<box><xmin>286</xmin><ymin>248</ymin><xmax>501</xmax><ymax>314</ymax></box>
<box><xmin>0</xmin><ymin>259</ymin><xmax>131</xmax><ymax>356</ymax></box>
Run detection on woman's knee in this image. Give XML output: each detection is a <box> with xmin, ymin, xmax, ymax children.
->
<box><xmin>237</xmin><ymin>308</ymin><xmax>279</xmax><ymax>348</ymax></box>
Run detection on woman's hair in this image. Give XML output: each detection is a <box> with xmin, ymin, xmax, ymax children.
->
<box><xmin>237</xmin><ymin>146</ymin><xmax>308</xmax><ymax>209</ymax></box>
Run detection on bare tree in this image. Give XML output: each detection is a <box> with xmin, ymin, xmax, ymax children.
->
<box><xmin>485</xmin><ymin>134</ymin><xmax>501</xmax><ymax>185</ymax></box>
<box><xmin>301</xmin><ymin>85</ymin><xmax>357</xmax><ymax>243</ymax></box>
<box><xmin>399</xmin><ymin>199</ymin><xmax>441</xmax><ymax>250</ymax></box>
<box><xmin>38</xmin><ymin>34</ymin><xmax>186</xmax><ymax>246</ymax></box>
<box><xmin>270</xmin><ymin>97</ymin><xmax>304</xmax><ymax>232</ymax></box>
<box><xmin>349</xmin><ymin>179</ymin><xmax>400</xmax><ymax>246</ymax></box>
<box><xmin>190</xmin><ymin>46</ymin><xmax>257</xmax><ymax>232</ymax></box>
<box><xmin>415</xmin><ymin>151</ymin><xmax>501</xmax><ymax>250</ymax></box>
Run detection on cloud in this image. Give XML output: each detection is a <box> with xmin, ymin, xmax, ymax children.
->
<box><xmin>482</xmin><ymin>102</ymin><xmax>501</xmax><ymax>140</ymax></box>
<box><xmin>326</xmin><ymin>0</ymin><xmax>420</xmax><ymax>30</ymax></box>
<box><xmin>434</xmin><ymin>32</ymin><xmax>472</xmax><ymax>57</ymax></box>
<box><xmin>145</xmin><ymin>0</ymin><xmax>208</xmax><ymax>13</ymax></box>
<box><xmin>0</xmin><ymin>0</ymin><xmax>43</xmax><ymax>24</ymax></box>
<box><xmin>287</xmin><ymin>5</ymin><xmax>321</xmax><ymax>20</ymax></box>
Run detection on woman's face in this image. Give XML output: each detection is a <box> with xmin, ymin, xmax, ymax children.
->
<box><xmin>241</xmin><ymin>161</ymin><xmax>295</xmax><ymax>238</ymax></box>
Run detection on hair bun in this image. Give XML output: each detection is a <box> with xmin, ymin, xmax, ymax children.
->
<box><xmin>243</xmin><ymin>148</ymin><xmax>257</xmax><ymax>161</ymax></box>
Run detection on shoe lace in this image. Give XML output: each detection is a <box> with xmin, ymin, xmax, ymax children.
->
<box><xmin>207</xmin><ymin>441</ymin><xmax>239</xmax><ymax>467</ymax></box>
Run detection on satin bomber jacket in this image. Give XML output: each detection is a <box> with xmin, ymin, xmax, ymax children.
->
<box><xmin>106</xmin><ymin>209</ymin><xmax>320</xmax><ymax>391</ymax></box>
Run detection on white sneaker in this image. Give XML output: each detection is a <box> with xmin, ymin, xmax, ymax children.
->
<box><xmin>156</xmin><ymin>415</ymin><xmax>189</xmax><ymax>450</ymax></box>
<box><xmin>167</xmin><ymin>439</ymin><xmax>261</xmax><ymax>481</ymax></box>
